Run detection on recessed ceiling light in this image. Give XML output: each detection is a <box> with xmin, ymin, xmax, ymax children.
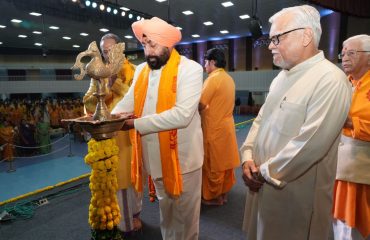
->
<box><xmin>29</xmin><ymin>12</ymin><xmax>42</xmax><ymax>16</ymax></box>
<box><xmin>203</xmin><ymin>21</ymin><xmax>213</xmax><ymax>26</ymax></box>
<box><xmin>92</xmin><ymin>2</ymin><xmax>97</xmax><ymax>8</ymax></box>
<box><xmin>11</xmin><ymin>19</ymin><xmax>22</xmax><ymax>23</ymax></box>
<box><xmin>222</xmin><ymin>1</ymin><xmax>234</xmax><ymax>7</ymax></box>
<box><xmin>0</xmin><ymin>42</ymin><xmax>3</xmax><ymax>45</ymax></box>
<box><xmin>80</xmin><ymin>32</ymin><xmax>89</xmax><ymax>36</ymax></box>
<box><xmin>156</xmin><ymin>0</ymin><xmax>167</xmax><ymax>2</ymax></box>
<box><xmin>128</xmin><ymin>14</ymin><xmax>133</xmax><ymax>19</ymax></box>
<box><xmin>182</xmin><ymin>10</ymin><xmax>194</xmax><ymax>15</ymax></box>
<box><xmin>63</xmin><ymin>36</ymin><xmax>71</xmax><ymax>40</ymax></box>
<box><xmin>106</xmin><ymin>7</ymin><xmax>111</xmax><ymax>13</ymax></box>
<box><xmin>120</xmin><ymin>7</ymin><xmax>130</xmax><ymax>11</ymax></box>
<box><xmin>239</xmin><ymin>14</ymin><xmax>250</xmax><ymax>19</ymax></box>
<box><xmin>124</xmin><ymin>35</ymin><xmax>133</xmax><ymax>39</ymax></box>
<box><xmin>33</xmin><ymin>31</ymin><xmax>42</xmax><ymax>34</ymax></box>
<box><xmin>99</xmin><ymin>28</ymin><xmax>109</xmax><ymax>32</ymax></box>
<box><xmin>176</xmin><ymin>26</ymin><xmax>182</xmax><ymax>30</ymax></box>
<box><xmin>73</xmin><ymin>45</ymin><xmax>80</xmax><ymax>48</ymax></box>
<box><xmin>192</xmin><ymin>34</ymin><xmax>200</xmax><ymax>38</ymax></box>
<box><xmin>49</xmin><ymin>26</ymin><xmax>59</xmax><ymax>30</ymax></box>
<box><xmin>18</xmin><ymin>35</ymin><xmax>27</xmax><ymax>38</ymax></box>
<box><xmin>220</xmin><ymin>30</ymin><xmax>229</xmax><ymax>34</ymax></box>
<box><xmin>113</xmin><ymin>9</ymin><xmax>118</xmax><ymax>14</ymax></box>
<box><xmin>34</xmin><ymin>43</ymin><xmax>42</xmax><ymax>46</ymax></box>
<box><xmin>99</xmin><ymin>4</ymin><xmax>105</xmax><ymax>11</ymax></box>
<box><xmin>85</xmin><ymin>0</ymin><xmax>91</xmax><ymax>7</ymax></box>
<box><xmin>0</xmin><ymin>25</ymin><xmax>6</xmax><ymax>28</ymax></box>
<box><xmin>121</xmin><ymin>11</ymin><xmax>126</xmax><ymax>17</ymax></box>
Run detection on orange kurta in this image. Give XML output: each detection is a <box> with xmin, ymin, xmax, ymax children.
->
<box><xmin>333</xmin><ymin>70</ymin><xmax>370</xmax><ymax>238</ymax></box>
<box><xmin>0</xmin><ymin>126</ymin><xmax>15</xmax><ymax>161</ymax></box>
<box><xmin>83</xmin><ymin>59</ymin><xmax>135</xmax><ymax>189</ymax></box>
<box><xmin>200</xmin><ymin>68</ymin><xmax>240</xmax><ymax>200</ymax></box>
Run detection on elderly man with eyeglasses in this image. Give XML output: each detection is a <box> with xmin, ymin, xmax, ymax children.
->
<box><xmin>333</xmin><ymin>34</ymin><xmax>370</xmax><ymax>240</ymax></box>
<box><xmin>240</xmin><ymin>5</ymin><xmax>352</xmax><ymax>240</ymax></box>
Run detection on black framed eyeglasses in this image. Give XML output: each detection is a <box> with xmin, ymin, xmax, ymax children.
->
<box><xmin>269</xmin><ymin>28</ymin><xmax>305</xmax><ymax>46</ymax></box>
<box><xmin>338</xmin><ymin>50</ymin><xmax>370</xmax><ymax>59</ymax></box>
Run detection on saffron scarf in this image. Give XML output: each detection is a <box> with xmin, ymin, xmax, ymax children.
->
<box><xmin>129</xmin><ymin>49</ymin><xmax>183</xmax><ymax>197</ymax></box>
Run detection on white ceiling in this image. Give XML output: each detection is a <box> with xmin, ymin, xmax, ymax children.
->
<box><xmin>0</xmin><ymin>0</ymin><xmax>333</xmax><ymax>54</ymax></box>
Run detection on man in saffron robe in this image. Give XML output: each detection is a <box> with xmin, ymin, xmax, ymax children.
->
<box><xmin>83</xmin><ymin>33</ymin><xmax>142</xmax><ymax>234</ymax></box>
<box><xmin>112</xmin><ymin>17</ymin><xmax>204</xmax><ymax>240</ymax></box>
<box><xmin>0</xmin><ymin>120</ymin><xmax>15</xmax><ymax>161</ymax></box>
<box><xmin>240</xmin><ymin>5</ymin><xmax>352</xmax><ymax>240</ymax></box>
<box><xmin>199</xmin><ymin>48</ymin><xmax>240</xmax><ymax>205</ymax></box>
<box><xmin>332</xmin><ymin>34</ymin><xmax>370</xmax><ymax>240</ymax></box>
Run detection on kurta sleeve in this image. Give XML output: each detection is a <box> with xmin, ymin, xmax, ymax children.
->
<box><xmin>200</xmin><ymin>75</ymin><xmax>217</xmax><ymax>106</ymax></box>
<box><xmin>260</xmin><ymin>73</ymin><xmax>351</xmax><ymax>187</ymax></box>
<box><xmin>240</xmin><ymin>105</ymin><xmax>264</xmax><ymax>164</ymax></box>
<box><xmin>134</xmin><ymin>61</ymin><xmax>203</xmax><ymax>135</ymax></box>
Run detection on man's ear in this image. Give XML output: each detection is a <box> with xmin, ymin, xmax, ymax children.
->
<box><xmin>303</xmin><ymin>28</ymin><xmax>313</xmax><ymax>47</ymax></box>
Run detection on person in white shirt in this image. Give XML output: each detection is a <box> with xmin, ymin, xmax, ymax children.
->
<box><xmin>112</xmin><ymin>17</ymin><xmax>204</xmax><ymax>240</ymax></box>
<box><xmin>240</xmin><ymin>5</ymin><xmax>352</xmax><ymax>240</ymax></box>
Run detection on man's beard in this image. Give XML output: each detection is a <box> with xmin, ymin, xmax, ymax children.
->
<box><xmin>145</xmin><ymin>49</ymin><xmax>170</xmax><ymax>70</ymax></box>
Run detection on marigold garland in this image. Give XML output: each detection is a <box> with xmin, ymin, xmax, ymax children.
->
<box><xmin>84</xmin><ymin>138</ymin><xmax>121</xmax><ymax>233</ymax></box>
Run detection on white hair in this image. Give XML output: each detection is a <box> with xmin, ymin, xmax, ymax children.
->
<box><xmin>269</xmin><ymin>5</ymin><xmax>322</xmax><ymax>48</ymax></box>
<box><xmin>343</xmin><ymin>34</ymin><xmax>370</xmax><ymax>52</ymax></box>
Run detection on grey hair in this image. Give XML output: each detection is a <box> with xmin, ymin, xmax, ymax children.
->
<box><xmin>100</xmin><ymin>33</ymin><xmax>121</xmax><ymax>46</ymax></box>
<box><xmin>343</xmin><ymin>34</ymin><xmax>370</xmax><ymax>52</ymax></box>
<box><xmin>269</xmin><ymin>5</ymin><xmax>322</xmax><ymax>48</ymax></box>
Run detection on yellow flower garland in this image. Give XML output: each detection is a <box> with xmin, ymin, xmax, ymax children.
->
<box><xmin>85</xmin><ymin>138</ymin><xmax>121</xmax><ymax>231</ymax></box>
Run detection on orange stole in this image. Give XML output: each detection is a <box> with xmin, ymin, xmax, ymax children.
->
<box><xmin>129</xmin><ymin>49</ymin><xmax>183</xmax><ymax>197</ymax></box>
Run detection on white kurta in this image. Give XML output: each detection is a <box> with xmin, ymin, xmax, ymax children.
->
<box><xmin>240</xmin><ymin>51</ymin><xmax>352</xmax><ymax>240</ymax></box>
<box><xmin>112</xmin><ymin>56</ymin><xmax>204</xmax><ymax>179</ymax></box>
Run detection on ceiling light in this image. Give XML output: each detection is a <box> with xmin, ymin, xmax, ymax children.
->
<box><xmin>203</xmin><ymin>21</ymin><xmax>213</xmax><ymax>26</ymax></box>
<box><xmin>99</xmin><ymin>4</ymin><xmax>105</xmax><ymax>11</ymax></box>
<box><xmin>18</xmin><ymin>35</ymin><xmax>27</xmax><ymax>38</ymax></box>
<box><xmin>0</xmin><ymin>42</ymin><xmax>2</xmax><ymax>45</ymax></box>
<box><xmin>222</xmin><ymin>1</ymin><xmax>234</xmax><ymax>7</ymax></box>
<box><xmin>0</xmin><ymin>25</ymin><xmax>6</xmax><ymax>28</ymax></box>
<box><xmin>92</xmin><ymin>2</ymin><xmax>97</xmax><ymax>8</ymax></box>
<box><xmin>34</xmin><ymin>43</ymin><xmax>42</xmax><ymax>46</ymax></box>
<box><xmin>63</xmin><ymin>36</ymin><xmax>71</xmax><ymax>40</ymax></box>
<box><xmin>113</xmin><ymin>9</ymin><xmax>118</xmax><ymax>14</ymax></box>
<box><xmin>11</xmin><ymin>19</ymin><xmax>22</xmax><ymax>23</ymax></box>
<box><xmin>72</xmin><ymin>0</ymin><xmax>77</xmax><ymax>2</ymax></box>
<box><xmin>220</xmin><ymin>30</ymin><xmax>229</xmax><ymax>34</ymax></box>
<box><xmin>49</xmin><ymin>26</ymin><xmax>59</xmax><ymax>30</ymax></box>
<box><xmin>176</xmin><ymin>26</ymin><xmax>182</xmax><ymax>30</ymax></box>
<box><xmin>33</xmin><ymin>31</ymin><xmax>42</xmax><ymax>34</ymax></box>
<box><xmin>73</xmin><ymin>45</ymin><xmax>80</xmax><ymax>48</ymax></box>
<box><xmin>156</xmin><ymin>0</ymin><xmax>167</xmax><ymax>2</ymax></box>
<box><xmin>99</xmin><ymin>28</ymin><xmax>109</xmax><ymax>32</ymax></box>
<box><xmin>182</xmin><ymin>10</ymin><xmax>194</xmax><ymax>15</ymax></box>
<box><xmin>120</xmin><ymin>7</ymin><xmax>130</xmax><ymax>11</ymax></box>
<box><xmin>137</xmin><ymin>16</ymin><xmax>141</xmax><ymax>20</ymax></box>
<box><xmin>29</xmin><ymin>12</ymin><xmax>42</xmax><ymax>16</ymax></box>
<box><xmin>85</xmin><ymin>0</ymin><xmax>91</xmax><ymax>7</ymax></box>
<box><xmin>106</xmin><ymin>7</ymin><xmax>111</xmax><ymax>13</ymax></box>
<box><xmin>192</xmin><ymin>34</ymin><xmax>200</xmax><ymax>38</ymax></box>
<box><xmin>80</xmin><ymin>32</ymin><xmax>89</xmax><ymax>36</ymax></box>
<box><xmin>124</xmin><ymin>35</ymin><xmax>133</xmax><ymax>39</ymax></box>
<box><xmin>121</xmin><ymin>11</ymin><xmax>126</xmax><ymax>17</ymax></box>
<box><xmin>128</xmin><ymin>13</ymin><xmax>133</xmax><ymax>19</ymax></box>
<box><xmin>239</xmin><ymin>14</ymin><xmax>250</xmax><ymax>19</ymax></box>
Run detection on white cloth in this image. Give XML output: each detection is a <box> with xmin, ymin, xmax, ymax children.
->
<box><xmin>112</xmin><ymin>56</ymin><xmax>204</xmax><ymax>179</ymax></box>
<box><xmin>240</xmin><ymin>51</ymin><xmax>352</xmax><ymax>240</ymax></box>
<box><xmin>336</xmin><ymin>135</ymin><xmax>370</xmax><ymax>185</ymax></box>
<box><xmin>116</xmin><ymin>186</ymin><xmax>143</xmax><ymax>232</ymax></box>
<box><xmin>333</xmin><ymin>219</ymin><xmax>368</xmax><ymax>240</ymax></box>
<box><xmin>154</xmin><ymin>168</ymin><xmax>201</xmax><ymax>240</ymax></box>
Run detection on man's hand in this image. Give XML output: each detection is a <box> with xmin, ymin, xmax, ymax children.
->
<box><xmin>242</xmin><ymin>160</ymin><xmax>264</xmax><ymax>192</ymax></box>
<box><xmin>122</xmin><ymin>118</ymin><xmax>135</xmax><ymax>131</ymax></box>
<box><xmin>343</xmin><ymin>116</ymin><xmax>353</xmax><ymax>129</ymax></box>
